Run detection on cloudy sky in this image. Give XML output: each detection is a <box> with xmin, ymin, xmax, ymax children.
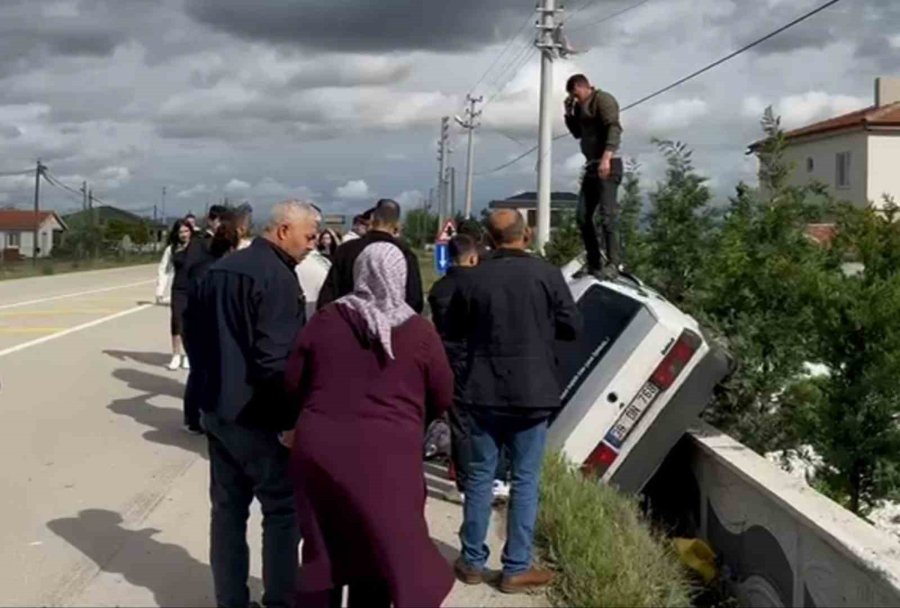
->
<box><xmin>0</xmin><ymin>0</ymin><xmax>897</xmax><ymax>221</ymax></box>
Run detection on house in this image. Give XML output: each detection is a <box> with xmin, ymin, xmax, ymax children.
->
<box><xmin>749</xmin><ymin>77</ymin><xmax>900</xmax><ymax>208</ymax></box>
<box><xmin>488</xmin><ymin>191</ymin><xmax>579</xmax><ymax>229</ymax></box>
<box><xmin>322</xmin><ymin>214</ymin><xmax>348</xmax><ymax>234</ymax></box>
<box><xmin>63</xmin><ymin>205</ymin><xmax>167</xmax><ymax>250</ymax></box>
<box><xmin>0</xmin><ymin>209</ymin><xmax>67</xmax><ymax>259</ymax></box>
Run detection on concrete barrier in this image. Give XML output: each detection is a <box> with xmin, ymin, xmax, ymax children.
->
<box><xmin>644</xmin><ymin>423</ymin><xmax>900</xmax><ymax>608</ymax></box>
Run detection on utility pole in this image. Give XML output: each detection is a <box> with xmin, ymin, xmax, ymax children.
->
<box><xmin>437</xmin><ymin>116</ymin><xmax>450</xmax><ymax>225</ymax></box>
<box><xmin>81</xmin><ymin>181</ymin><xmax>88</xmax><ymax>214</ymax></box>
<box><xmin>161</xmin><ymin>187</ymin><xmax>167</xmax><ymax>225</ymax></box>
<box><xmin>457</xmin><ymin>95</ymin><xmax>483</xmax><ymax>218</ymax></box>
<box><xmin>448</xmin><ymin>166</ymin><xmax>456</xmax><ymax>219</ymax></box>
<box><xmin>32</xmin><ymin>160</ymin><xmax>43</xmax><ymax>263</ymax></box>
<box><xmin>535</xmin><ymin>0</ymin><xmax>562</xmax><ymax>251</ymax></box>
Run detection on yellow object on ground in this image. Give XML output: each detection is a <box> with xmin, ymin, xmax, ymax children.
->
<box><xmin>673</xmin><ymin>538</ymin><xmax>717</xmax><ymax>583</ymax></box>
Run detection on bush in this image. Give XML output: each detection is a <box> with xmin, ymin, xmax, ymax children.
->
<box><xmin>537</xmin><ymin>454</ymin><xmax>694</xmax><ymax>608</ymax></box>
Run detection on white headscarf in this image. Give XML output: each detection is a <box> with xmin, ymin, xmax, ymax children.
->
<box><xmin>335</xmin><ymin>242</ymin><xmax>415</xmax><ymax>359</ymax></box>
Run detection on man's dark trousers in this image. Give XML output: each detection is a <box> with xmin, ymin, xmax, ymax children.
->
<box><xmin>577</xmin><ymin>157</ymin><xmax>624</xmax><ymax>271</ymax></box>
<box><xmin>204</xmin><ymin>412</ymin><xmax>299</xmax><ymax>608</ymax></box>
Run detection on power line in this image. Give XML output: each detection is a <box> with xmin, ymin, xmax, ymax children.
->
<box><xmin>465</xmin><ymin>10</ymin><xmax>536</xmax><ymax>99</ymax></box>
<box><xmin>0</xmin><ymin>168</ymin><xmax>34</xmax><ymax>178</ymax></box>
<box><xmin>567</xmin><ymin>0</ymin><xmax>655</xmax><ymax>33</ymax></box>
<box><xmin>478</xmin><ymin>0</ymin><xmax>844</xmax><ymax>176</ymax></box>
<box><xmin>483</xmin><ymin>45</ymin><xmax>539</xmax><ymax>110</ymax></box>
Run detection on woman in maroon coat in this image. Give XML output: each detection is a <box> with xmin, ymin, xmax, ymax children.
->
<box><xmin>285</xmin><ymin>242</ymin><xmax>455</xmax><ymax>608</ymax></box>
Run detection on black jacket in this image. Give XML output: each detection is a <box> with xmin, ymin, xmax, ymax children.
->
<box><xmin>187</xmin><ymin>238</ymin><xmax>306</xmax><ymax>431</ymax></box>
<box><xmin>317</xmin><ymin>230</ymin><xmax>424</xmax><ymax>313</ymax></box>
<box><xmin>184</xmin><ymin>230</ymin><xmax>216</xmax><ymax>285</ymax></box>
<box><xmin>428</xmin><ymin>266</ymin><xmax>475</xmax><ymax>375</ymax></box>
<box><xmin>447</xmin><ymin>249</ymin><xmax>581</xmax><ymax>413</ymax></box>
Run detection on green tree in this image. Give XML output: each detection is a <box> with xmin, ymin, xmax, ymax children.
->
<box><xmin>642</xmin><ymin>139</ymin><xmax>714</xmax><ymax>306</ymax></box>
<box><xmin>795</xmin><ymin>199</ymin><xmax>900</xmax><ymax>514</ymax></box>
<box><xmin>402</xmin><ymin>208</ymin><xmax>439</xmax><ymax>248</ymax></box>
<box><xmin>619</xmin><ymin>158</ymin><xmax>648</xmax><ymax>273</ymax></box>
<box><xmin>693</xmin><ymin>109</ymin><xmax>834</xmax><ymax>453</ymax></box>
<box><xmin>542</xmin><ymin>211</ymin><xmax>582</xmax><ymax>267</ymax></box>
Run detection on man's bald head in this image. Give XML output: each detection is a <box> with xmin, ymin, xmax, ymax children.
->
<box><xmin>487</xmin><ymin>209</ymin><xmax>528</xmax><ymax>249</ymax></box>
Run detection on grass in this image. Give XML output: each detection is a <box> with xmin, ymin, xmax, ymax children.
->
<box><xmin>0</xmin><ymin>253</ymin><xmax>159</xmax><ymax>281</ymax></box>
<box><xmin>537</xmin><ymin>454</ymin><xmax>695</xmax><ymax>608</ymax></box>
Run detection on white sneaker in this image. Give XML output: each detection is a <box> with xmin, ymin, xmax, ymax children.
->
<box><xmin>181</xmin><ymin>356</ymin><xmax>190</xmax><ymax>370</ymax></box>
<box><xmin>492</xmin><ymin>480</ymin><xmax>511</xmax><ymax>502</ymax></box>
<box><xmin>166</xmin><ymin>354</ymin><xmax>182</xmax><ymax>371</ymax></box>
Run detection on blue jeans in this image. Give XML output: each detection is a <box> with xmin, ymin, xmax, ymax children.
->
<box><xmin>459</xmin><ymin>409</ymin><xmax>548</xmax><ymax>576</ymax></box>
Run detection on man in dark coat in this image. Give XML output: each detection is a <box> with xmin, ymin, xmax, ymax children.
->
<box><xmin>189</xmin><ymin>199</ymin><xmax>320</xmax><ymax>608</ymax></box>
<box><xmin>180</xmin><ymin>204</ymin><xmax>232</xmax><ymax>433</ymax></box>
<box><xmin>565</xmin><ymin>73</ymin><xmax>624</xmax><ymax>279</ymax></box>
<box><xmin>448</xmin><ymin>209</ymin><xmax>581</xmax><ymax>594</ymax></box>
<box><xmin>317</xmin><ymin>199</ymin><xmax>424</xmax><ymax>313</ymax></box>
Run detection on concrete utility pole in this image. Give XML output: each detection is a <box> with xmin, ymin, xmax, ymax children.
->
<box><xmin>32</xmin><ymin>160</ymin><xmax>43</xmax><ymax>262</ymax></box>
<box><xmin>161</xmin><ymin>187</ymin><xmax>167</xmax><ymax>225</ymax></box>
<box><xmin>457</xmin><ymin>95</ymin><xmax>483</xmax><ymax>219</ymax></box>
<box><xmin>448</xmin><ymin>166</ymin><xmax>456</xmax><ymax>218</ymax></box>
<box><xmin>437</xmin><ymin>116</ymin><xmax>450</xmax><ymax>225</ymax></box>
<box><xmin>81</xmin><ymin>181</ymin><xmax>88</xmax><ymax>214</ymax></box>
<box><xmin>535</xmin><ymin>0</ymin><xmax>562</xmax><ymax>251</ymax></box>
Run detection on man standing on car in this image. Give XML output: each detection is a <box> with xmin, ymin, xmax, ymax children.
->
<box><xmin>564</xmin><ymin>73</ymin><xmax>624</xmax><ymax>279</ymax></box>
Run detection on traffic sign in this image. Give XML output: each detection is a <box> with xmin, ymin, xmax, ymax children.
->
<box><xmin>436</xmin><ymin>218</ymin><xmax>457</xmax><ymax>244</ymax></box>
<box><xmin>434</xmin><ymin>242</ymin><xmax>450</xmax><ymax>275</ymax></box>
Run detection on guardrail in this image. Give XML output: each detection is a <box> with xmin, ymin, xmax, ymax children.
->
<box><xmin>644</xmin><ymin>423</ymin><xmax>900</xmax><ymax>608</ymax></box>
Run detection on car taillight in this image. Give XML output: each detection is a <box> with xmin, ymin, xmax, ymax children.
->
<box><xmin>650</xmin><ymin>330</ymin><xmax>702</xmax><ymax>390</ymax></box>
<box><xmin>582</xmin><ymin>441</ymin><xmax>619</xmax><ymax>477</ymax></box>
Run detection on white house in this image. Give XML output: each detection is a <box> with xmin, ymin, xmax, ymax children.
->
<box><xmin>0</xmin><ymin>210</ymin><xmax>68</xmax><ymax>259</ymax></box>
<box><xmin>751</xmin><ymin>77</ymin><xmax>900</xmax><ymax>208</ymax></box>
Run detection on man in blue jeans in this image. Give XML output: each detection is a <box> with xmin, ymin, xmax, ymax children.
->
<box><xmin>446</xmin><ymin>209</ymin><xmax>581</xmax><ymax>594</ymax></box>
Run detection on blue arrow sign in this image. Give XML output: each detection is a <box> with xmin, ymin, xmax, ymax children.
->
<box><xmin>434</xmin><ymin>243</ymin><xmax>450</xmax><ymax>275</ymax></box>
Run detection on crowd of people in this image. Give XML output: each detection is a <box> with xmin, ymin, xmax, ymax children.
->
<box><xmin>151</xmin><ymin>195</ymin><xmax>584</xmax><ymax>608</ymax></box>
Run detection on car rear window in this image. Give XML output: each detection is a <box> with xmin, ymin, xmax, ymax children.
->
<box><xmin>555</xmin><ymin>284</ymin><xmax>642</xmax><ymax>406</ymax></box>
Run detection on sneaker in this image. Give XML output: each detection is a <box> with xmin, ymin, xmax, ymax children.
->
<box><xmin>499</xmin><ymin>567</ymin><xmax>555</xmax><ymax>594</ymax></box>
<box><xmin>492</xmin><ymin>480</ymin><xmax>511</xmax><ymax>504</ymax></box>
<box><xmin>443</xmin><ymin>487</ymin><xmax>465</xmax><ymax>505</ymax></box>
<box><xmin>181</xmin><ymin>356</ymin><xmax>190</xmax><ymax>370</ymax></box>
<box><xmin>454</xmin><ymin>558</ymin><xmax>485</xmax><ymax>585</ymax></box>
<box><xmin>166</xmin><ymin>354</ymin><xmax>182</xmax><ymax>371</ymax></box>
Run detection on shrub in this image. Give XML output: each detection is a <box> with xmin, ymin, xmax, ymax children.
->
<box><xmin>537</xmin><ymin>454</ymin><xmax>694</xmax><ymax>607</ymax></box>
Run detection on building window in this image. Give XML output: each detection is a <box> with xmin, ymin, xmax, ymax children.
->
<box><xmin>7</xmin><ymin>232</ymin><xmax>20</xmax><ymax>248</ymax></box>
<box><xmin>806</xmin><ymin>157</ymin><xmax>814</xmax><ymax>173</ymax></box>
<box><xmin>836</xmin><ymin>152</ymin><xmax>851</xmax><ymax>189</ymax></box>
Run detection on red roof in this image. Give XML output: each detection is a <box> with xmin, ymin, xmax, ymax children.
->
<box><xmin>805</xmin><ymin>223</ymin><xmax>838</xmax><ymax>247</ymax></box>
<box><xmin>750</xmin><ymin>102</ymin><xmax>900</xmax><ymax>149</ymax></box>
<box><xmin>0</xmin><ymin>210</ymin><xmax>64</xmax><ymax>231</ymax></box>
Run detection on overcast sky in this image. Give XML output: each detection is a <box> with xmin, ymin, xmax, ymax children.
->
<box><xmin>0</xmin><ymin>0</ymin><xmax>897</xmax><ymax>220</ymax></box>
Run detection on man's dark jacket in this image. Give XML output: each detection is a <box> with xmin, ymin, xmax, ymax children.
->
<box><xmin>428</xmin><ymin>266</ymin><xmax>474</xmax><ymax>376</ymax></box>
<box><xmin>187</xmin><ymin>238</ymin><xmax>306</xmax><ymax>431</ymax></box>
<box><xmin>317</xmin><ymin>230</ymin><xmax>424</xmax><ymax>313</ymax></box>
<box><xmin>564</xmin><ymin>88</ymin><xmax>623</xmax><ymax>162</ymax></box>
<box><xmin>184</xmin><ymin>230</ymin><xmax>216</xmax><ymax>284</ymax></box>
<box><xmin>446</xmin><ymin>248</ymin><xmax>581</xmax><ymax>414</ymax></box>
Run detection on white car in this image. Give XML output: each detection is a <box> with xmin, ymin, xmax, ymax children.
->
<box><xmin>548</xmin><ymin>262</ymin><xmax>732</xmax><ymax>493</ymax></box>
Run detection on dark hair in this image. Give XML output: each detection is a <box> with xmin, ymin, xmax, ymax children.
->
<box><xmin>185</xmin><ymin>213</ymin><xmax>196</xmax><ymax>221</ymax></box>
<box><xmin>318</xmin><ymin>229</ymin><xmax>338</xmax><ymax>257</ymax></box>
<box><xmin>352</xmin><ymin>214</ymin><xmax>368</xmax><ymax>227</ymax></box>
<box><xmin>372</xmin><ymin>199</ymin><xmax>401</xmax><ymax>226</ymax></box>
<box><xmin>566</xmin><ymin>73</ymin><xmax>590</xmax><ymax>93</ymax></box>
<box><xmin>208</xmin><ymin>204</ymin><xmax>229</xmax><ymax>222</ymax></box>
<box><xmin>449</xmin><ymin>234</ymin><xmax>477</xmax><ymax>263</ymax></box>
<box><xmin>209</xmin><ymin>219</ymin><xmax>241</xmax><ymax>258</ymax></box>
<box><xmin>487</xmin><ymin>210</ymin><xmax>526</xmax><ymax>246</ymax></box>
<box><xmin>168</xmin><ymin>219</ymin><xmax>190</xmax><ymax>248</ymax></box>
<box><xmin>457</xmin><ymin>219</ymin><xmax>485</xmax><ymax>243</ymax></box>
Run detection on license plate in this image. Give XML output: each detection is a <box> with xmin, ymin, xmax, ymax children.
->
<box><xmin>605</xmin><ymin>382</ymin><xmax>660</xmax><ymax>448</ymax></box>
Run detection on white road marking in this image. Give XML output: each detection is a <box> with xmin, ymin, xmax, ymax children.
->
<box><xmin>0</xmin><ymin>304</ymin><xmax>152</xmax><ymax>358</ymax></box>
<box><xmin>0</xmin><ymin>280</ymin><xmax>154</xmax><ymax>311</ymax></box>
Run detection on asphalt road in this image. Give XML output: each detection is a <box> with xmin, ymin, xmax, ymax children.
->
<box><xmin>1</xmin><ymin>266</ymin><xmax>543</xmax><ymax>607</ymax></box>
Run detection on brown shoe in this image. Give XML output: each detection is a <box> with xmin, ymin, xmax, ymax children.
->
<box><xmin>454</xmin><ymin>558</ymin><xmax>485</xmax><ymax>585</ymax></box>
<box><xmin>499</xmin><ymin>567</ymin><xmax>555</xmax><ymax>594</ymax></box>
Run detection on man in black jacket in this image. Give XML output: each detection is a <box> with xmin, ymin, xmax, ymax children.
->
<box><xmin>564</xmin><ymin>73</ymin><xmax>624</xmax><ymax>279</ymax></box>
<box><xmin>189</xmin><ymin>199</ymin><xmax>320</xmax><ymax>608</ymax></box>
<box><xmin>317</xmin><ymin>199</ymin><xmax>424</xmax><ymax>312</ymax></box>
<box><xmin>449</xmin><ymin>209</ymin><xmax>580</xmax><ymax>594</ymax></box>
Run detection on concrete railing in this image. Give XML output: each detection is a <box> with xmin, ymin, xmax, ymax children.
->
<box><xmin>644</xmin><ymin>423</ymin><xmax>900</xmax><ymax>608</ymax></box>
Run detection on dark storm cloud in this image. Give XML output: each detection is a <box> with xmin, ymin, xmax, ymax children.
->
<box><xmin>185</xmin><ymin>0</ymin><xmax>530</xmax><ymax>53</ymax></box>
